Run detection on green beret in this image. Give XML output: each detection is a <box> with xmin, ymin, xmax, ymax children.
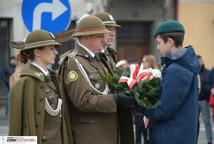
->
<box><xmin>153</xmin><ymin>20</ymin><xmax>185</xmax><ymax>37</ymax></box>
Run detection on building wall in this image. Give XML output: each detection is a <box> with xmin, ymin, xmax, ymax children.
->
<box><xmin>0</xmin><ymin>1</ymin><xmax>28</xmax><ymax>40</ymax></box>
<box><xmin>0</xmin><ymin>0</ymin><xmax>28</xmax><ymax>56</ymax></box>
<box><xmin>107</xmin><ymin>0</ymin><xmax>176</xmax><ymax>60</ymax></box>
<box><xmin>178</xmin><ymin>1</ymin><xmax>214</xmax><ymax>68</ymax></box>
<box><xmin>70</xmin><ymin>0</ymin><xmax>106</xmax><ymax>20</ymax></box>
<box><xmin>108</xmin><ymin>0</ymin><xmax>165</xmax><ymax>21</ymax></box>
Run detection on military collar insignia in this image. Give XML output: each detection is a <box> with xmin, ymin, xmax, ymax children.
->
<box><xmin>67</xmin><ymin>71</ymin><xmax>78</xmax><ymax>81</ymax></box>
<box><xmin>35</xmin><ymin>72</ymin><xmax>45</xmax><ymax>80</ymax></box>
<box><xmin>106</xmin><ymin>47</ymin><xmax>114</xmax><ymax>53</ymax></box>
<box><xmin>85</xmin><ymin>54</ymin><xmax>89</xmax><ymax>58</ymax></box>
<box><xmin>98</xmin><ymin>53</ymin><xmax>107</xmax><ymax>61</ymax></box>
<box><xmin>84</xmin><ymin>54</ymin><xmax>100</xmax><ymax>62</ymax></box>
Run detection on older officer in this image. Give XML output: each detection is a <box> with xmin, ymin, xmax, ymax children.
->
<box><xmin>9</xmin><ymin>30</ymin><xmax>71</xmax><ymax>144</ymax></box>
<box><xmin>95</xmin><ymin>12</ymin><xmax>134</xmax><ymax>144</ymax></box>
<box><xmin>58</xmin><ymin>16</ymin><xmax>134</xmax><ymax>144</ymax></box>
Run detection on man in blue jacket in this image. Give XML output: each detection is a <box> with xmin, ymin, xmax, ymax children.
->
<box><xmin>209</xmin><ymin>68</ymin><xmax>214</xmax><ymax>122</ymax></box>
<box><xmin>143</xmin><ymin>20</ymin><xmax>200</xmax><ymax>144</ymax></box>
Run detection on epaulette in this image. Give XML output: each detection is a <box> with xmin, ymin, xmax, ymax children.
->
<box><xmin>68</xmin><ymin>49</ymin><xmax>78</xmax><ymax>58</ymax></box>
<box><xmin>59</xmin><ymin>50</ymin><xmax>72</xmax><ymax>65</ymax></box>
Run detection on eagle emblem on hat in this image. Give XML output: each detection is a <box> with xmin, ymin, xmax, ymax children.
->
<box><xmin>108</xmin><ymin>14</ymin><xmax>114</xmax><ymax>21</ymax></box>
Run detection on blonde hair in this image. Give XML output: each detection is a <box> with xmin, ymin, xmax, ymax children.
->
<box><xmin>142</xmin><ymin>55</ymin><xmax>159</xmax><ymax>69</ymax></box>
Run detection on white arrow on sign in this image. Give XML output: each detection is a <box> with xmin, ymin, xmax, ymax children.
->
<box><xmin>33</xmin><ymin>0</ymin><xmax>68</xmax><ymax>30</ymax></box>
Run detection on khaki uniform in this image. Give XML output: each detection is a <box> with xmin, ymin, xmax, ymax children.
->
<box><xmin>99</xmin><ymin>47</ymin><xmax>118</xmax><ymax>74</ymax></box>
<box><xmin>94</xmin><ymin>11</ymin><xmax>134</xmax><ymax>143</ymax></box>
<box><xmin>59</xmin><ymin>44</ymin><xmax>118</xmax><ymax>144</ymax></box>
<box><xmin>9</xmin><ymin>64</ymin><xmax>69</xmax><ymax>144</ymax></box>
<box><xmin>9</xmin><ymin>64</ymin><xmax>26</xmax><ymax>89</ymax></box>
<box><xmin>99</xmin><ymin>47</ymin><xmax>134</xmax><ymax>144</ymax></box>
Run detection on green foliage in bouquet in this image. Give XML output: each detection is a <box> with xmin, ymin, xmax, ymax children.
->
<box><xmin>101</xmin><ymin>69</ymin><xmax>131</xmax><ymax>93</ymax></box>
<box><xmin>101</xmin><ymin>68</ymin><xmax>161</xmax><ymax>109</ymax></box>
<box><xmin>133</xmin><ymin>77</ymin><xmax>160</xmax><ymax>109</ymax></box>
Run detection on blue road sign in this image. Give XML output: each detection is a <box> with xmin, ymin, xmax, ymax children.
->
<box><xmin>22</xmin><ymin>0</ymin><xmax>71</xmax><ymax>34</ymax></box>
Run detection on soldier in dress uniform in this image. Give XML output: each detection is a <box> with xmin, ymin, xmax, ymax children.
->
<box><xmin>95</xmin><ymin>12</ymin><xmax>120</xmax><ymax>74</ymax></box>
<box><xmin>95</xmin><ymin>12</ymin><xmax>135</xmax><ymax>144</ymax></box>
<box><xmin>58</xmin><ymin>16</ymin><xmax>135</xmax><ymax>144</ymax></box>
<box><xmin>9</xmin><ymin>30</ymin><xmax>71</xmax><ymax>144</ymax></box>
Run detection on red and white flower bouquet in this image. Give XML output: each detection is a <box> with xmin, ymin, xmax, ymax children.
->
<box><xmin>103</xmin><ymin>64</ymin><xmax>161</xmax><ymax>109</ymax></box>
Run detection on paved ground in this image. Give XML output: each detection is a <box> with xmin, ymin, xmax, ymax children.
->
<box><xmin>0</xmin><ymin>106</ymin><xmax>8</xmax><ymax>136</ymax></box>
<box><xmin>0</xmin><ymin>106</ymin><xmax>213</xmax><ymax>144</ymax></box>
<box><xmin>198</xmin><ymin>114</ymin><xmax>213</xmax><ymax>144</ymax></box>
<box><xmin>0</xmin><ymin>95</ymin><xmax>8</xmax><ymax>136</ymax></box>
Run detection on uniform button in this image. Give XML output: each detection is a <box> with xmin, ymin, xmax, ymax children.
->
<box><xmin>24</xmin><ymin>125</ymin><xmax>27</xmax><ymax>128</ymax></box>
<box><xmin>39</xmin><ymin>98</ymin><xmax>44</xmax><ymax>102</ymax></box>
<box><xmin>40</xmin><ymin>86</ymin><xmax>44</xmax><ymax>89</ymax></box>
<box><xmin>90</xmin><ymin>120</ymin><xmax>94</xmax><ymax>123</ymax></box>
<box><xmin>46</xmin><ymin>89</ymin><xmax>50</xmax><ymax>93</ymax></box>
<box><xmin>37</xmin><ymin>111</ymin><xmax>41</xmax><ymax>115</ymax></box>
<box><xmin>35</xmin><ymin>124</ymin><xmax>39</xmax><ymax>128</ymax></box>
<box><xmin>95</xmin><ymin>83</ymin><xmax>100</xmax><ymax>89</ymax></box>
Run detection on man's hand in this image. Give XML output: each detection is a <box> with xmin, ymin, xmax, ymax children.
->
<box><xmin>113</xmin><ymin>92</ymin><xmax>135</xmax><ymax>107</ymax></box>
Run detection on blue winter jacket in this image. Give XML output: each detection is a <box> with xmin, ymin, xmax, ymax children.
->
<box><xmin>144</xmin><ymin>45</ymin><xmax>200</xmax><ymax>144</ymax></box>
<box><xmin>209</xmin><ymin>68</ymin><xmax>214</xmax><ymax>87</ymax></box>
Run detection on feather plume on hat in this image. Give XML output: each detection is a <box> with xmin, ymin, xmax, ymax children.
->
<box><xmin>10</xmin><ymin>41</ymin><xmax>25</xmax><ymax>49</ymax></box>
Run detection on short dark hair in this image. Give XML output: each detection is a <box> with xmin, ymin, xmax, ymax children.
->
<box><xmin>158</xmin><ymin>32</ymin><xmax>184</xmax><ymax>47</ymax></box>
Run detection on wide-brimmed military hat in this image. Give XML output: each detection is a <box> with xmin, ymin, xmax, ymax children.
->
<box><xmin>95</xmin><ymin>12</ymin><xmax>120</xmax><ymax>27</ymax></box>
<box><xmin>10</xmin><ymin>30</ymin><xmax>61</xmax><ymax>51</ymax></box>
<box><xmin>73</xmin><ymin>16</ymin><xmax>109</xmax><ymax>37</ymax></box>
<box><xmin>153</xmin><ymin>20</ymin><xmax>185</xmax><ymax>37</ymax></box>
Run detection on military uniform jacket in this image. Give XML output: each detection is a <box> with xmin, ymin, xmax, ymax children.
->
<box><xmin>99</xmin><ymin>47</ymin><xmax>118</xmax><ymax>74</ymax></box>
<box><xmin>98</xmin><ymin>47</ymin><xmax>134</xmax><ymax>144</ymax></box>
<box><xmin>9</xmin><ymin>64</ymin><xmax>69</xmax><ymax>144</ymax></box>
<box><xmin>60</xmin><ymin>44</ymin><xmax>118</xmax><ymax>144</ymax></box>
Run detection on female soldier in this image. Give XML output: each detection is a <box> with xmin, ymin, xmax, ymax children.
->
<box><xmin>9</xmin><ymin>30</ymin><xmax>70</xmax><ymax>144</ymax></box>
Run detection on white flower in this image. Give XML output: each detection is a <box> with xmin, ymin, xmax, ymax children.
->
<box><xmin>151</xmin><ymin>69</ymin><xmax>161</xmax><ymax>78</ymax></box>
